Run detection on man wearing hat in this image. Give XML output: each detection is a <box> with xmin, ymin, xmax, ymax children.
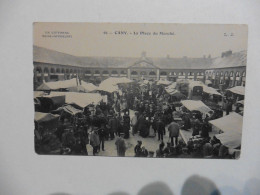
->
<box><xmin>156</xmin><ymin>117</ymin><xmax>165</xmax><ymax>141</ymax></box>
<box><xmin>131</xmin><ymin>112</ymin><xmax>138</xmax><ymax>136</ymax></box>
<box><xmin>89</xmin><ymin>126</ymin><xmax>100</xmax><ymax>156</ymax></box>
<box><xmin>98</xmin><ymin>124</ymin><xmax>106</xmax><ymax>151</ymax></box>
<box><xmin>168</xmin><ymin>121</ymin><xmax>180</xmax><ymax>147</ymax></box>
<box><xmin>115</xmin><ymin>136</ymin><xmax>126</xmax><ymax>157</ymax></box>
<box><xmin>123</xmin><ymin>111</ymin><xmax>130</xmax><ymax>139</ymax></box>
<box><xmin>134</xmin><ymin>140</ymin><xmax>142</xmax><ymax>157</ymax></box>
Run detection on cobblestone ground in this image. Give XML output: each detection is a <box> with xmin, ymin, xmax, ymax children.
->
<box><xmin>86</xmin><ymin>109</ymin><xmax>174</xmax><ymax>157</ymax></box>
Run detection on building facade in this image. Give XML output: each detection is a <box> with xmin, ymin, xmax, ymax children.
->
<box><xmin>33</xmin><ymin>46</ymin><xmax>247</xmax><ymax>89</ymax></box>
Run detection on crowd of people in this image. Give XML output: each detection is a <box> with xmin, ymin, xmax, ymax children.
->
<box><xmin>35</xmin><ymin>80</ymin><xmax>241</xmax><ymax>159</ymax></box>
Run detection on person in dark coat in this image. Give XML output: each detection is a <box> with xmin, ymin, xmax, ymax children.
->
<box><xmin>140</xmin><ymin>117</ymin><xmax>150</xmax><ymax>138</ymax></box>
<box><xmin>168</xmin><ymin>121</ymin><xmax>180</xmax><ymax>147</ymax></box>
<box><xmin>98</xmin><ymin>124</ymin><xmax>106</xmax><ymax>151</ymax></box>
<box><xmin>182</xmin><ymin>114</ymin><xmax>191</xmax><ymax>130</ymax></box>
<box><xmin>123</xmin><ymin>112</ymin><xmax>130</xmax><ymax>139</ymax></box>
<box><xmin>140</xmin><ymin>146</ymin><xmax>148</xmax><ymax>157</ymax></box>
<box><xmin>136</xmin><ymin>113</ymin><xmax>145</xmax><ymax>134</ymax></box>
<box><xmin>192</xmin><ymin>117</ymin><xmax>201</xmax><ymax>136</ymax></box>
<box><xmin>108</xmin><ymin>115</ymin><xmax>118</xmax><ymax>140</ymax></box>
<box><xmin>156</xmin><ymin>141</ymin><xmax>165</xmax><ymax>158</ymax></box>
<box><xmin>134</xmin><ymin>140</ymin><xmax>142</xmax><ymax>157</ymax></box>
<box><xmin>156</xmin><ymin>118</ymin><xmax>165</xmax><ymax>141</ymax></box>
<box><xmin>89</xmin><ymin>128</ymin><xmax>100</xmax><ymax>156</ymax></box>
<box><xmin>115</xmin><ymin>137</ymin><xmax>126</xmax><ymax>157</ymax></box>
<box><xmin>131</xmin><ymin>112</ymin><xmax>138</xmax><ymax>135</ymax></box>
<box><xmin>201</xmin><ymin>121</ymin><xmax>210</xmax><ymax>138</ymax></box>
<box><xmin>71</xmin><ymin>139</ymin><xmax>83</xmax><ymax>155</ymax></box>
<box><xmin>226</xmin><ymin>100</ymin><xmax>233</xmax><ymax>115</ymax></box>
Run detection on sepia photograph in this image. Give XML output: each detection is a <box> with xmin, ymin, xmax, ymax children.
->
<box><xmin>33</xmin><ymin>23</ymin><xmax>247</xmax><ymax>159</ymax></box>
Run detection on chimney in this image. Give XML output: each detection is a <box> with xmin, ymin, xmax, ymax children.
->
<box><xmin>166</xmin><ymin>54</ymin><xmax>170</xmax><ymax>59</ymax></box>
<box><xmin>203</xmin><ymin>55</ymin><xmax>206</xmax><ymax>59</ymax></box>
<box><xmin>208</xmin><ymin>54</ymin><xmax>211</xmax><ymax>58</ymax></box>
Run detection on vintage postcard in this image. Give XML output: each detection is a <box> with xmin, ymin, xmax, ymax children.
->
<box><xmin>33</xmin><ymin>23</ymin><xmax>247</xmax><ymax>159</ymax></box>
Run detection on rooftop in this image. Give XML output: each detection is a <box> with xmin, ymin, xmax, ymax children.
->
<box><xmin>33</xmin><ymin>45</ymin><xmax>247</xmax><ymax>70</ymax></box>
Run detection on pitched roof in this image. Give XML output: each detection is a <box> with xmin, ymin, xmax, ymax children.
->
<box><xmin>33</xmin><ymin>45</ymin><xmax>95</xmax><ymax>67</ymax></box>
<box><xmin>33</xmin><ymin>46</ymin><xmax>247</xmax><ymax>70</ymax></box>
<box><xmin>153</xmin><ymin>57</ymin><xmax>212</xmax><ymax>69</ymax></box>
<box><xmin>210</xmin><ymin>50</ymin><xmax>247</xmax><ymax>69</ymax></box>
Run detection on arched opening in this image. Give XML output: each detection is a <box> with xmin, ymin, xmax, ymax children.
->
<box><xmin>111</xmin><ymin>70</ymin><xmax>118</xmax><ymax>77</ymax></box>
<box><xmin>219</xmin><ymin>71</ymin><xmax>224</xmax><ymax>84</ymax></box>
<box><xmin>229</xmin><ymin>71</ymin><xmax>234</xmax><ymax>87</ymax></box>
<box><xmin>56</xmin><ymin>68</ymin><xmax>60</xmax><ymax>73</ymax></box>
<box><xmin>50</xmin><ymin>68</ymin><xmax>55</xmax><ymax>74</ymax></box>
<box><xmin>168</xmin><ymin>72</ymin><xmax>177</xmax><ymax>81</ymax></box>
<box><xmin>160</xmin><ymin>71</ymin><xmax>167</xmax><ymax>76</ymax></box>
<box><xmin>235</xmin><ymin>71</ymin><xmax>241</xmax><ymax>86</ymax></box>
<box><xmin>242</xmin><ymin>71</ymin><xmax>246</xmax><ymax>86</ymax></box>
<box><xmin>149</xmin><ymin>71</ymin><xmax>156</xmax><ymax>75</ymax></box>
<box><xmin>94</xmin><ymin>70</ymin><xmax>100</xmax><ymax>76</ymax></box>
<box><xmin>43</xmin><ymin>68</ymin><xmax>49</xmax><ymax>81</ymax></box>
<box><xmin>102</xmin><ymin>70</ymin><xmax>109</xmax><ymax>76</ymax></box>
<box><xmin>120</xmin><ymin>70</ymin><xmax>126</xmax><ymax>76</ymax></box>
<box><xmin>178</xmin><ymin>72</ymin><xmax>185</xmax><ymax>79</ymax></box>
<box><xmin>131</xmin><ymin>71</ymin><xmax>138</xmax><ymax>75</ymax></box>
<box><xmin>196</xmin><ymin>72</ymin><xmax>204</xmax><ymax>81</ymax></box>
<box><xmin>187</xmin><ymin>72</ymin><xmax>194</xmax><ymax>80</ymax></box>
<box><xmin>35</xmin><ymin>67</ymin><xmax>42</xmax><ymax>82</ymax></box>
<box><xmin>224</xmin><ymin>71</ymin><xmax>230</xmax><ymax>87</ymax></box>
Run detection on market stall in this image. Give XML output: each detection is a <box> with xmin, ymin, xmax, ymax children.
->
<box><xmin>157</xmin><ymin>79</ymin><xmax>172</xmax><ymax>85</ymax></box>
<box><xmin>34</xmin><ymin>112</ymin><xmax>60</xmax><ymax>131</ymax></box>
<box><xmin>227</xmin><ymin>86</ymin><xmax>245</xmax><ymax>96</ymax></box>
<box><xmin>209</xmin><ymin>113</ymin><xmax>243</xmax><ymax>149</ymax></box>
<box><xmin>36</xmin><ymin>78</ymin><xmax>80</xmax><ymax>91</ymax></box>
<box><xmin>181</xmin><ymin>100</ymin><xmax>213</xmax><ymax>115</ymax></box>
<box><xmin>50</xmin><ymin>92</ymin><xmax>103</xmax><ymax>109</ymax></box>
<box><xmin>79</xmin><ymin>81</ymin><xmax>98</xmax><ymax>92</ymax></box>
<box><xmin>34</xmin><ymin>92</ymin><xmax>66</xmax><ymax>112</ymax></box>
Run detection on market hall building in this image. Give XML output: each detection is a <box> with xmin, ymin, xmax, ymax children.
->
<box><xmin>33</xmin><ymin>46</ymin><xmax>247</xmax><ymax>90</ymax></box>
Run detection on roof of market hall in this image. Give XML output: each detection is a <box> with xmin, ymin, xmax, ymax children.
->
<box><xmin>33</xmin><ymin>45</ymin><xmax>247</xmax><ymax>70</ymax></box>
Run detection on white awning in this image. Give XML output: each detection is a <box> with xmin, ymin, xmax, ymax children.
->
<box><xmin>50</xmin><ymin>92</ymin><xmax>103</xmax><ymax>108</ymax></box>
<box><xmin>209</xmin><ymin>113</ymin><xmax>243</xmax><ymax>149</ymax></box>
<box><xmin>181</xmin><ymin>100</ymin><xmax>212</xmax><ymax>114</ymax></box>
<box><xmin>227</xmin><ymin>86</ymin><xmax>245</xmax><ymax>95</ymax></box>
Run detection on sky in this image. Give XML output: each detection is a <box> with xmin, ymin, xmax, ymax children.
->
<box><xmin>34</xmin><ymin>22</ymin><xmax>248</xmax><ymax>58</ymax></box>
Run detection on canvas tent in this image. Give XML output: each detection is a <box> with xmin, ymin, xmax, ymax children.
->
<box><xmin>35</xmin><ymin>112</ymin><xmax>60</xmax><ymax>131</ymax></box>
<box><xmin>97</xmin><ymin>84</ymin><xmax>119</xmax><ymax>93</ymax></box>
<box><xmin>35</xmin><ymin>112</ymin><xmax>60</xmax><ymax>123</ymax></box>
<box><xmin>157</xmin><ymin>79</ymin><xmax>172</xmax><ymax>85</ymax></box>
<box><xmin>34</xmin><ymin>92</ymin><xmax>66</xmax><ymax>112</ymax></box>
<box><xmin>81</xmin><ymin>81</ymin><xmax>98</xmax><ymax>92</ymax></box>
<box><xmin>181</xmin><ymin>100</ymin><xmax>212</xmax><ymax>114</ymax></box>
<box><xmin>50</xmin><ymin>92</ymin><xmax>103</xmax><ymax>108</ymax></box>
<box><xmin>203</xmin><ymin>86</ymin><xmax>221</xmax><ymax>96</ymax></box>
<box><xmin>209</xmin><ymin>113</ymin><xmax>243</xmax><ymax>149</ymax></box>
<box><xmin>36</xmin><ymin>78</ymin><xmax>79</xmax><ymax>91</ymax></box>
<box><xmin>165</xmin><ymin>88</ymin><xmax>186</xmax><ymax>99</ymax></box>
<box><xmin>100</xmin><ymin>77</ymin><xmax>133</xmax><ymax>86</ymax></box>
<box><xmin>205</xmin><ymin>80</ymin><xmax>212</xmax><ymax>86</ymax></box>
<box><xmin>59</xmin><ymin>105</ymin><xmax>82</xmax><ymax>115</ymax></box>
<box><xmin>96</xmin><ymin>77</ymin><xmax>133</xmax><ymax>93</ymax></box>
<box><xmin>227</xmin><ymin>86</ymin><xmax>245</xmax><ymax>96</ymax></box>
<box><xmin>165</xmin><ymin>82</ymin><xmax>177</xmax><ymax>90</ymax></box>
